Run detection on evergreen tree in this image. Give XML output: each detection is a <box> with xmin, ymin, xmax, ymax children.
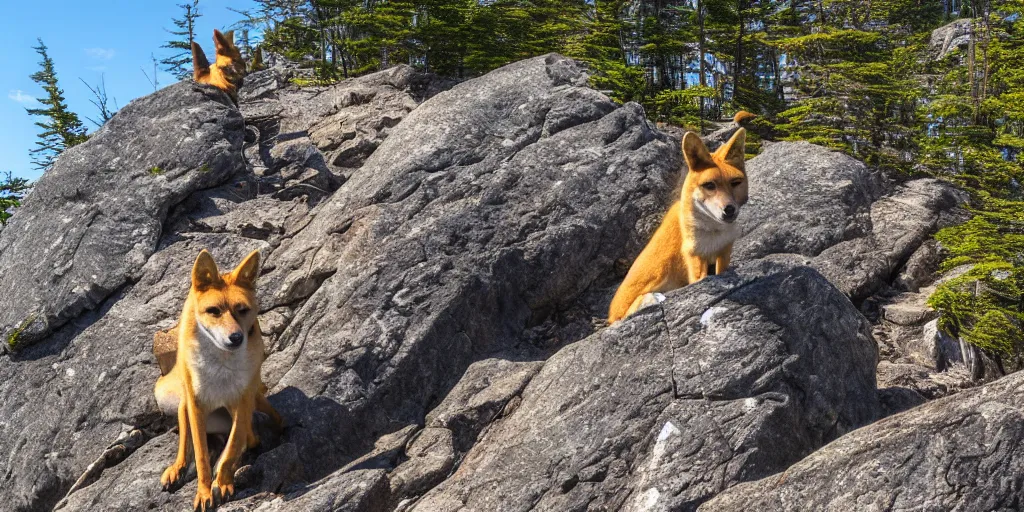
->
<box><xmin>567</xmin><ymin>0</ymin><xmax>642</xmax><ymax>103</ymax></box>
<box><xmin>924</xmin><ymin>0</ymin><xmax>1024</xmax><ymax>367</ymax></box>
<box><xmin>0</xmin><ymin>171</ymin><xmax>30</xmax><ymax>226</ymax></box>
<box><xmin>26</xmin><ymin>39</ymin><xmax>88</xmax><ymax>172</ymax></box>
<box><xmin>161</xmin><ymin>0</ymin><xmax>203</xmax><ymax>80</ymax></box>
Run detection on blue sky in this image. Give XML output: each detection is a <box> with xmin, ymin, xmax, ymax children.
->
<box><xmin>2</xmin><ymin>0</ymin><xmax>258</xmax><ymax>181</ymax></box>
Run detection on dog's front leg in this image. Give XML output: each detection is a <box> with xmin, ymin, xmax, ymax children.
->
<box><xmin>161</xmin><ymin>394</ymin><xmax>192</xmax><ymax>490</ymax></box>
<box><xmin>685</xmin><ymin>253</ymin><xmax>709</xmax><ymax>284</ymax></box>
<box><xmin>715</xmin><ymin>244</ymin><xmax>732</xmax><ymax>275</ymax></box>
<box><xmin>186</xmin><ymin>390</ymin><xmax>214</xmax><ymax>511</ymax></box>
<box><xmin>213</xmin><ymin>394</ymin><xmax>254</xmax><ymax>504</ymax></box>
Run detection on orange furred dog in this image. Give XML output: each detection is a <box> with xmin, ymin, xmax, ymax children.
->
<box><xmin>192</xmin><ymin>29</ymin><xmax>246</xmax><ymax>104</ymax></box>
<box><xmin>608</xmin><ymin>129</ymin><xmax>748</xmax><ymax>323</ymax></box>
<box><xmin>153</xmin><ymin>250</ymin><xmax>282</xmax><ymax>510</ymax></box>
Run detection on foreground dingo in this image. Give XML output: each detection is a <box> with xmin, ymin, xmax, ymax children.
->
<box><xmin>608</xmin><ymin>129</ymin><xmax>748</xmax><ymax>323</ymax></box>
<box><xmin>154</xmin><ymin>250</ymin><xmax>281</xmax><ymax>510</ymax></box>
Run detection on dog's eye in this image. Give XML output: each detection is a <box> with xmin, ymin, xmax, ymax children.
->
<box><xmin>701</xmin><ymin>182</ymin><xmax>716</xmax><ymax>191</ymax></box>
<box><xmin>236</xmin><ymin>306</ymin><xmax>251</xmax><ymax>316</ymax></box>
<box><xmin>730</xmin><ymin>179</ymin><xmax>743</xmax><ymax>187</ymax></box>
<box><xmin>205</xmin><ymin>307</ymin><xmax>222</xmax><ymax>317</ymax></box>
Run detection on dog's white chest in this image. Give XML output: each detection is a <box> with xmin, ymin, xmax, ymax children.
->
<box><xmin>691</xmin><ymin>222</ymin><xmax>740</xmax><ymax>257</ymax></box>
<box><xmin>190</xmin><ymin>335</ymin><xmax>257</xmax><ymax>410</ymax></box>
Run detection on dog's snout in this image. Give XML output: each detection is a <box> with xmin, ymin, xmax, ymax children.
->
<box><xmin>228</xmin><ymin>331</ymin><xmax>244</xmax><ymax>347</ymax></box>
<box><xmin>724</xmin><ymin>204</ymin><xmax>737</xmax><ymax>216</ymax></box>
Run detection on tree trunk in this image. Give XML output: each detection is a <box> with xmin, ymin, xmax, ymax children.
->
<box><xmin>734</xmin><ymin>0</ymin><xmax>745</xmax><ymax>105</ymax></box>
<box><xmin>698</xmin><ymin>0</ymin><xmax>706</xmax><ymax>130</ymax></box>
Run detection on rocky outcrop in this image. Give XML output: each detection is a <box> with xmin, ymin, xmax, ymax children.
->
<box><xmin>0</xmin><ymin>53</ymin><xmax>979</xmax><ymax>512</ymax></box>
<box><xmin>735</xmin><ymin>142</ymin><xmax>966</xmax><ymax>302</ymax></box>
<box><xmin>0</xmin><ymin>82</ymin><xmax>244</xmax><ymax>350</ymax></box>
<box><xmin>929</xmin><ymin>18</ymin><xmax>972</xmax><ymax>60</ymax></box>
<box><xmin>239</xmin><ymin>65</ymin><xmax>451</xmax><ymax>204</ymax></box>
<box><xmin>700</xmin><ymin>369</ymin><xmax>1024</xmax><ymax>512</ymax></box>
<box><xmin>412</xmin><ymin>262</ymin><xmax>880</xmax><ymax>511</ymax></box>
<box><xmin>1</xmin><ymin>63</ymin><xmax>449</xmax><ymax>512</ymax></box>
<box><xmin>0</xmin><ymin>54</ymin><xmax>681</xmax><ymax>511</ymax></box>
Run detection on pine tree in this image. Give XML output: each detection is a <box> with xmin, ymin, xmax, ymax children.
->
<box><xmin>924</xmin><ymin>0</ymin><xmax>1024</xmax><ymax>366</ymax></box>
<box><xmin>566</xmin><ymin>0</ymin><xmax>642</xmax><ymax>103</ymax></box>
<box><xmin>26</xmin><ymin>39</ymin><xmax>88</xmax><ymax>172</ymax></box>
<box><xmin>0</xmin><ymin>171</ymin><xmax>30</xmax><ymax>226</ymax></box>
<box><xmin>161</xmin><ymin>0</ymin><xmax>203</xmax><ymax>80</ymax></box>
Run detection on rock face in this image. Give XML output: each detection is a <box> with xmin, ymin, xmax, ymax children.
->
<box><xmin>0</xmin><ymin>82</ymin><xmax>244</xmax><ymax>349</ymax></box>
<box><xmin>929</xmin><ymin>18</ymin><xmax>972</xmax><ymax>60</ymax></box>
<box><xmin>413</xmin><ymin>262</ymin><xmax>880</xmax><ymax>512</ymax></box>
<box><xmin>239</xmin><ymin>64</ymin><xmax>451</xmax><ymax>204</ymax></box>
<box><xmin>0</xmin><ymin>54</ymin><xmax>681</xmax><ymax>511</ymax></box>
<box><xmin>735</xmin><ymin>142</ymin><xmax>966</xmax><ymax>302</ymax></box>
<box><xmin>0</xmin><ymin>53</ymin><xmax>980</xmax><ymax>512</ymax></box>
<box><xmin>700</xmin><ymin>370</ymin><xmax>1024</xmax><ymax>512</ymax></box>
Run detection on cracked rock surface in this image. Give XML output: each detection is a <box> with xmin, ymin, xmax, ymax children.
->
<box><xmin>413</xmin><ymin>262</ymin><xmax>880</xmax><ymax>512</ymax></box>
<box><xmin>0</xmin><ymin>53</ymin><xmax>988</xmax><ymax>512</ymax></box>
<box><xmin>0</xmin><ymin>82</ymin><xmax>244</xmax><ymax>348</ymax></box>
<box><xmin>700</xmin><ymin>369</ymin><xmax>1024</xmax><ymax>512</ymax></box>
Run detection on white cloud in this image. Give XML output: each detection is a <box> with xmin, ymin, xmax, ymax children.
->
<box><xmin>84</xmin><ymin>47</ymin><xmax>115</xmax><ymax>60</ymax></box>
<box><xmin>7</xmin><ymin>90</ymin><xmax>37</xmax><ymax>104</ymax></box>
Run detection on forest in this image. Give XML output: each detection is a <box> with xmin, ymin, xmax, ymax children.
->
<box><xmin>16</xmin><ymin>0</ymin><xmax>1024</xmax><ymax>365</ymax></box>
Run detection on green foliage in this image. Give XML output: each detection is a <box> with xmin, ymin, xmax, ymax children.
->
<box><xmin>0</xmin><ymin>171</ymin><xmax>30</xmax><ymax>225</ymax></box>
<box><xmin>149</xmin><ymin>166</ymin><xmax>165</xmax><ymax>175</ymax></box>
<box><xmin>928</xmin><ymin>261</ymin><xmax>1024</xmax><ymax>355</ymax></box>
<box><xmin>6</xmin><ymin>314</ymin><xmax>36</xmax><ymax>351</ymax></box>
<box><xmin>772</xmin><ymin>29</ymin><xmax>923</xmax><ymax>172</ymax></box>
<box><xmin>237</xmin><ymin>0</ymin><xmax>586</xmax><ymax>81</ymax></box>
<box><xmin>647</xmin><ymin>86</ymin><xmax>719</xmax><ymax>128</ymax></box>
<box><xmin>918</xmin><ymin>0</ymin><xmax>1024</xmax><ymax>361</ymax></box>
<box><xmin>929</xmin><ymin>191</ymin><xmax>1024</xmax><ymax>356</ymax></box>
<box><xmin>27</xmin><ymin>39</ymin><xmax>88</xmax><ymax>172</ymax></box>
<box><xmin>290</xmin><ymin>75</ymin><xmax>341</xmax><ymax>87</ymax></box>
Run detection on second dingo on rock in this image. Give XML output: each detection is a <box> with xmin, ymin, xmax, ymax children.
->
<box><xmin>608</xmin><ymin>128</ymin><xmax>749</xmax><ymax>323</ymax></box>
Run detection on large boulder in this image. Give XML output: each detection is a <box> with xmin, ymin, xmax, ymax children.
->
<box><xmin>736</xmin><ymin>141</ymin><xmax>969</xmax><ymax>402</ymax></box>
<box><xmin>700</xmin><ymin>370</ymin><xmax>1024</xmax><ymax>511</ymax></box>
<box><xmin>252</xmin><ymin>52</ymin><xmax>680</xmax><ymax>483</ymax></box>
<box><xmin>411</xmin><ymin>262</ymin><xmax>881</xmax><ymax>511</ymax></box>
<box><xmin>0</xmin><ymin>82</ymin><xmax>244</xmax><ymax>349</ymax></box>
<box><xmin>0</xmin><ymin>66</ymin><xmax>444</xmax><ymax>511</ymax></box>
<box><xmin>736</xmin><ymin>142</ymin><xmax>965</xmax><ymax>302</ymax></box>
<box><xmin>734</xmin><ymin>141</ymin><xmax>883</xmax><ymax>264</ymax></box>
<box><xmin>1</xmin><ymin>54</ymin><xmax>682</xmax><ymax>511</ymax></box>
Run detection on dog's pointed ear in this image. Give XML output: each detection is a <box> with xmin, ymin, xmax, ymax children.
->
<box><xmin>682</xmin><ymin>132</ymin><xmax>715</xmax><ymax>172</ymax></box>
<box><xmin>231</xmin><ymin>250</ymin><xmax>261</xmax><ymax>289</ymax></box>
<box><xmin>192</xmin><ymin>250</ymin><xmax>222</xmax><ymax>291</ymax></box>
<box><xmin>213</xmin><ymin>29</ymin><xmax>233</xmax><ymax>53</ymax></box>
<box><xmin>192</xmin><ymin>41</ymin><xmax>211</xmax><ymax>80</ymax></box>
<box><xmin>718</xmin><ymin>128</ymin><xmax>747</xmax><ymax>170</ymax></box>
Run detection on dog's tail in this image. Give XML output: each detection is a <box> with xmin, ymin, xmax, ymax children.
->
<box><xmin>733</xmin><ymin>110</ymin><xmax>757</xmax><ymax>125</ymax></box>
